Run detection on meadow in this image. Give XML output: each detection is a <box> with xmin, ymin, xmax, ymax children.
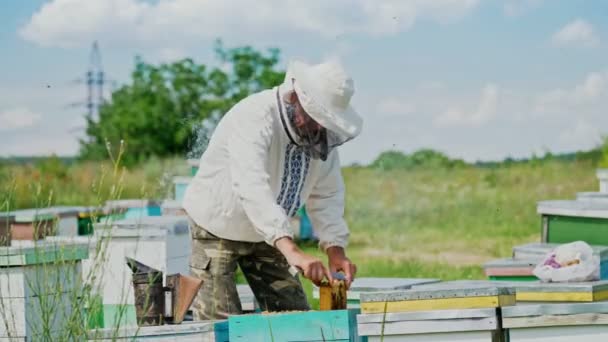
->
<box><xmin>0</xmin><ymin>156</ymin><xmax>600</xmax><ymax>309</ymax></box>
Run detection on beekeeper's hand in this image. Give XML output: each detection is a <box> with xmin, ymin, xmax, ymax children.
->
<box><xmin>275</xmin><ymin>237</ymin><xmax>331</xmax><ymax>286</ymax></box>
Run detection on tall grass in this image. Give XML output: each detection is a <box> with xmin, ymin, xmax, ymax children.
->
<box><xmin>0</xmin><ymin>146</ymin><xmax>190</xmax><ymax>339</ymax></box>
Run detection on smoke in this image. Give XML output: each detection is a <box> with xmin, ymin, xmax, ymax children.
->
<box><xmin>187</xmin><ymin>112</ymin><xmax>221</xmax><ymax>159</ymax></box>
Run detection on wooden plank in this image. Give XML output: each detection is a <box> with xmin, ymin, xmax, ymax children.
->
<box><xmin>229</xmin><ymin>309</ymin><xmax>361</xmax><ymax>342</ymax></box>
<box><xmin>360</xmin><ymin>295</ymin><xmax>515</xmax><ymax>314</ymax></box>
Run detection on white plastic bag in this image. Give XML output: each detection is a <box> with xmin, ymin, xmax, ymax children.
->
<box><xmin>533</xmin><ymin>241</ymin><xmax>600</xmax><ymax>283</ymax></box>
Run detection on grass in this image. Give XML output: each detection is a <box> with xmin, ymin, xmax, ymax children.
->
<box><xmin>0</xmin><ymin>157</ymin><xmax>601</xmax><ymax>314</ymax></box>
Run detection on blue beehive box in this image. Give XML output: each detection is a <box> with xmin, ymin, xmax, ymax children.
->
<box><xmin>229</xmin><ymin>309</ymin><xmax>363</xmax><ymax>342</ymax></box>
<box><xmin>173</xmin><ymin>176</ymin><xmax>192</xmax><ymax>203</ymax></box>
<box><xmin>104</xmin><ymin>199</ymin><xmax>162</xmax><ymax>219</ymax></box>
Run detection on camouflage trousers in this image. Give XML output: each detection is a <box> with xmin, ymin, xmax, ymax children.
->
<box><xmin>189</xmin><ymin>219</ymin><xmax>310</xmax><ymax>320</ymax></box>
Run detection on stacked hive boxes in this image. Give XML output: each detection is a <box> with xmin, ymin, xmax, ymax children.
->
<box><xmin>503</xmin><ymin>281</ymin><xmax>608</xmax><ymax>341</ymax></box>
<box><xmin>483</xmin><ymin>169</ymin><xmax>608</xmax><ymax>281</ymax></box>
<box><xmin>357</xmin><ymin>281</ymin><xmax>515</xmax><ymax>341</ymax></box>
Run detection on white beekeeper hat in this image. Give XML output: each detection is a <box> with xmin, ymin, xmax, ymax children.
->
<box><xmin>285</xmin><ymin>59</ymin><xmax>363</xmax><ymax>141</ymax></box>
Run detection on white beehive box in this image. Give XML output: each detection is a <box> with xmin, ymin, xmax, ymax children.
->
<box><xmin>0</xmin><ymin>241</ymin><xmax>88</xmax><ymax>340</ymax></box>
<box><xmin>503</xmin><ymin>302</ymin><xmax>608</xmax><ymax>342</ymax></box>
<box><xmin>92</xmin><ymin>216</ymin><xmax>192</xmax><ymax>326</ymax></box>
<box><xmin>357</xmin><ymin>308</ymin><xmax>504</xmax><ymax>342</ymax></box>
<box><xmin>11</xmin><ymin>207</ymin><xmax>80</xmax><ymax>238</ymax></box>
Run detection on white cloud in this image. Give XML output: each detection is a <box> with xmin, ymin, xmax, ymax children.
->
<box><xmin>434</xmin><ymin>83</ymin><xmax>499</xmax><ymax>126</ymax></box>
<box><xmin>558</xmin><ymin>120</ymin><xmax>601</xmax><ymax>148</ymax></box>
<box><xmin>0</xmin><ymin>107</ymin><xmax>42</xmax><ymax>131</ymax></box>
<box><xmin>375</xmin><ymin>97</ymin><xmax>416</xmax><ymax>117</ymax></box>
<box><xmin>551</xmin><ymin>19</ymin><xmax>599</xmax><ymax>47</ymax></box>
<box><xmin>504</xmin><ymin>0</ymin><xmax>543</xmax><ymax>17</ymax></box>
<box><xmin>535</xmin><ymin>71</ymin><xmax>608</xmax><ymax>115</ymax></box>
<box><xmin>20</xmin><ymin>0</ymin><xmax>479</xmax><ymax>48</ymax></box>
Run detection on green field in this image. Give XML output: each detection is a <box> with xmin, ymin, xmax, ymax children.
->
<box><xmin>0</xmin><ymin>157</ymin><xmax>600</xmax><ymax>309</ymax></box>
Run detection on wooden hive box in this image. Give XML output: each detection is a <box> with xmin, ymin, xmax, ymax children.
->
<box><xmin>60</xmin><ymin>205</ymin><xmax>107</xmax><ymax>236</ymax></box>
<box><xmin>313</xmin><ymin>277</ymin><xmax>440</xmax><ymax>308</ymax></box>
<box><xmin>512</xmin><ymin>242</ymin><xmax>608</xmax><ymax>279</ymax></box>
<box><xmin>537</xmin><ymin>200</ymin><xmax>608</xmax><ymax>245</ymax></box>
<box><xmin>502</xmin><ymin>302</ymin><xmax>608</xmax><ymax>342</ymax></box>
<box><xmin>514</xmin><ymin>280</ymin><xmax>608</xmax><ymax>302</ymax></box>
<box><xmin>90</xmin><ymin>216</ymin><xmax>192</xmax><ymax>327</ymax></box>
<box><xmin>161</xmin><ymin>199</ymin><xmax>187</xmax><ymax>216</ymax></box>
<box><xmin>173</xmin><ymin>176</ymin><xmax>192</xmax><ymax>203</ymax></box>
<box><xmin>228</xmin><ymin>309</ymin><xmax>362</xmax><ymax>342</ymax></box>
<box><xmin>87</xmin><ymin>320</ymin><xmax>229</xmax><ymax>341</ymax></box>
<box><xmin>360</xmin><ymin>282</ymin><xmax>516</xmax><ymax>314</ymax></box>
<box><xmin>11</xmin><ymin>210</ymin><xmax>58</xmax><ymax>241</ymax></box>
<box><xmin>357</xmin><ymin>308</ymin><xmax>506</xmax><ymax>342</ymax></box>
<box><xmin>103</xmin><ymin>199</ymin><xmax>162</xmax><ymax>220</ymax></box>
<box><xmin>0</xmin><ymin>241</ymin><xmax>89</xmax><ymax>340</ymax></box>
<box><xmin>483</xmin><ymin>258</ymin><xmax>539</xmax><ymax>281</ymax></box>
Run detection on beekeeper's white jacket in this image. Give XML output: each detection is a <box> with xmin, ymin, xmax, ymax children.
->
<box><xmin>183</xmin><ymin>84</ymin><xmax>349</xmax><ymax>251</ymax></box>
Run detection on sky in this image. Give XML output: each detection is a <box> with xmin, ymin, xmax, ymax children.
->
<box><xmin>1</xmin><ymin>0</ymin><xmax>608</xmax><ymax>165</ymax></box>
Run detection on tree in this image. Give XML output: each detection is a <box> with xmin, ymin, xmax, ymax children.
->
<box><xmin>79</xmin><ymin>40</ymin><xmax>285</xmax><ymax>165</ymax></box>
<box><xmin>370</xmin><ymin>149</ymin><xmax>466</xmax><ymax>170</ymax></box>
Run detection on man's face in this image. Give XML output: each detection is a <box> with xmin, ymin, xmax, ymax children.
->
<box><xmin>292</xmin><ymin>96</ymin><xmax>323</xmax><ymax>143</ymax></box>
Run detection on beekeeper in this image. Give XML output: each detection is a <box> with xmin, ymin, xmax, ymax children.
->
<box><xmin>183</xmin><ymin>59</ymin><xmax>363</xmax><ymax>320</ymax></box>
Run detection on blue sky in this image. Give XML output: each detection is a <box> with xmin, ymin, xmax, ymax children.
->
<box><xmin>1</xmin><ymin>0</ymin><xmax>608</xmax><ymax>165</ymax></box>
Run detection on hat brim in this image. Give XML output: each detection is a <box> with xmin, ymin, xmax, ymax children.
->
<box><xmin>287</xmin><ymin>61</ymin><xmax>363</xmax><ymax>140</ymax></box>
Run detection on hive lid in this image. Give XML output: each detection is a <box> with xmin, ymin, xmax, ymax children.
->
<box><xmin>483</xmin><ymin>258</ymin><xmax>537</xmax><ymax>269</ymax></box>
<box><xmin>537</xmin><ymin>200</ymin><xmax>608</xmax><ymax>218</ymax></box>
<box><xmin>104</xmin><ymin>199</ymin><xmax>162</xmax><ymax>210</ymax></box>
<box><xmin>12</xmin><ymin>209</ymin><xmax>57</xmax><ymax>222</ymax></box>
<box><xmin>357</xmin><ymin>307</ymin><xmax>498</xmax><ymax>323</ymax></box>
<box><xmin>360</xmin><ymin>283</ymin><xmax>515</xmax><ymax>303</ymax></box>
<box><xmin>96</xmin><ymin>216</ymin><xmax>189</xmax><ymax>235</ymax></box>
<box><xmin>514</xmin><ymin>280</ymin><xmax>608</xmax><ymax>293</ymax></box>
<box><xmin>502</xmin><ymin>301</ymin><xmax>608</xmax><ymax>318</ymax></box>
<box><xmin>0</xmin><ymin>240</ymin><xmax>89</xmax><ymax>265</ymax></box>
<box><xmin>89</xmin><ymin>320</ymin><xmax>220</xmax><ymax>338</ymax></box>
<box><xmin>513</xmin><ymin>242</ymin><xmax>608</xmax><ymax>260</ymax></box>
